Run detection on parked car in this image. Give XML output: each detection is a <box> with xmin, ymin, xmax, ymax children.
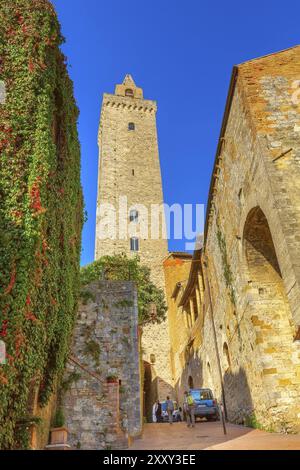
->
<box><xmin>161</xmin><ymin>400</ymin><xmax>182</xmax><ymax>422</ymax></box>
<box><xmin>189</xmin><ymin>388</ymin><xmax>219</xmax><ymax>421</ymax></box>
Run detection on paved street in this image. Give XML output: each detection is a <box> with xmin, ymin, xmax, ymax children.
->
<box><xmin>130</xmin><ymin>422</ymin><xmax>300</xmax><ymax>450</ymax></box>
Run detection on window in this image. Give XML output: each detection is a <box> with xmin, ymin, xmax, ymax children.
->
<box><xmin>128</xmin><ymin>122</ymin><xmax>135</xmax><ymax>131</ymax></box>
<box><xmin>132</xmin><ymin>169</ymin><xmax>135</xmax><ymax>176</ymax></box>
<box><xmin>129</xmin><ymin>209</ymin><xmax>138</xmax><ymax>222</ymax></box>
<box><xmin>190</xmin><ymin>389</ymin><xmax>213</xmax><ymax>401</ymax></box>
<box><xmin>130</xmin><ymin>237</ymin><xmax>139</xmax><ymax>252</ymax></box>
<box><xmin>125</xmin><ymin>88</ymin><xmax>134</xmax><ymax>97</ymax></box>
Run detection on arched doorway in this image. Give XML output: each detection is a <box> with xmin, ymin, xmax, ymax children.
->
<box><xmin>243</xmin><ymin>206</ymin><xmax>299</xmax><ymax>430</ymax></box>
<box><xmin>223</xmin><ymin>342</ymin><xmax>231</xmax><ymax>372</ymax></box>
<box><xmin>188</xmin><ymin>375</ymin><xmax>194</xmax><ymax>389</ymax></box>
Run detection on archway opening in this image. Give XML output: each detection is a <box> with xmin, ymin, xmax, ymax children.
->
<box><xmin>143</xmin><ymin>361</ymin><xmax>157</xmax><ymax>423</ymax></box>
<box><xmin>188</xmin><ymin>375</ymin><xmax>194</xmax><ymax>389</ymax></box>
<box><xmin>244</xmin><ymin>206</ymin><xmax>282</xmax><ymax>285</ymax></box>
<box><xmin>242</xmin><ymin>206</ymin><xmax>297</xmax><ymax>428</ymax></box>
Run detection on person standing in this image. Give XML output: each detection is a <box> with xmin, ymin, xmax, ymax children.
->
<box><xmin>185</xmin><ymin>391</ymin><xmax>196</xmax><ymax>428</ymax></box>
<box><xmin>156</xmin><ymin>400</ymin><xmax>162</xmax><ymax>423</ymax></box>
<box><xmin>152</xmin><ymin>400</ymin><xmax>158</xmax><ymax>423</ymax></box>
<box><xmin>166</xmin><ymin>396</ymin><xmax>174</xmax><ymax>424</ymax></box>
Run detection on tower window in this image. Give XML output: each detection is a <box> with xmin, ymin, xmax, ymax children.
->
<box><xmin>128</xmin><ymin>122</ymin><xmax>135</xmax><ymax>131</ymax></box>
<box><xmin>132</xmin><ymin>169</ymin><xmax>135</xmax><ymax>176</ymax></box>
<box><xmin>130</xmin><ymin>237</ymin><xmax>139</xmax><ymax>252</ymax></box>
<box><xmin>129</xmin><ymin>210</ymin><xmax>138</xmax><ymax>222</ymax></box>
<box><xmin>125</xmin><ymin>88</ymin><xmax>134</xmax><ymax>97</ymax></box>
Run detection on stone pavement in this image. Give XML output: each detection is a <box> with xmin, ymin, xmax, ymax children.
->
<box><xmin>130</xmin><ymin>422</ymin><xmax>300</xmax><ymax>450</ymax></box>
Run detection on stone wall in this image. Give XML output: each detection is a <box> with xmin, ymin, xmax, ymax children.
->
<box><xmin>62</xmin><ymin>281</ymin><xmax>142</xmax><ymax>449</ymax></box>
<box><xmin>202</xmin><ymin>47</ymin><xmax>300</xmax><ymax>432</ymax></box>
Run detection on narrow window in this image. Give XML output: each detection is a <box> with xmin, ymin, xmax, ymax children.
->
<box><xmin>130</xmin><ymin>237</ymin><xmax>139</xmax><ymax>252</ymax></box>
<box><xmin>132</xmin><ymin>169</ymin><xmax>135</xmax><ymax>176</ymax></box>
<box><xmin>150</xmin><ymin>354</ymin><xmax>156</xmax><ymax>364</ymax></box>
<box><xmin>128</xmin><ymin>122</ymin><xmax>135</xmax><ymax>131</ymax></box>
<box><xmin>129</xmin><ymin>209</ymin><xmax>138</xmax><ymax>222</ymax></box>
<box><xmin>125</xmin><ymin>88</ymin><xmax>134</xmax><ymax>97</ymax></box>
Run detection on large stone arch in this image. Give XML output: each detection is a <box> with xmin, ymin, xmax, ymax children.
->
<box><xmin>239</xmin><ymin>194</ymin><xmax>300</xmax><ymax>334</ymax></box>
<box><xmin>242</xmin><ymin>206</ymin><xmax>300</xmax><ymax>432</ymax></box>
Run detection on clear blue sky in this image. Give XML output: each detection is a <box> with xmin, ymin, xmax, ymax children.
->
<box><xmin>51</xmin><ymin>0</ymin><xmax>299</xmax><ymax>266</ymax></box>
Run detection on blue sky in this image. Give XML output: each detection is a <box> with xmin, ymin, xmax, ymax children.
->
<box><xmin>51</xmin><ymin>0</ymin><xmax>299</xmax><ymax>266</ymax></box>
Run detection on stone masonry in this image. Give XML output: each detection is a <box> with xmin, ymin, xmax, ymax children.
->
<box><xmin>62</xmin><ymin>281</ymin><xmax>142</xmax><ymax>449</ymax></box>
<box><xmin>95</xmin><ymin>75</ymin><xmax>173</xmax><ymax>401</ymax></box>
<box><xmin>164</xmin><ymin>46</ymin><xmax>300</xmax><ymax>433</ymax></box>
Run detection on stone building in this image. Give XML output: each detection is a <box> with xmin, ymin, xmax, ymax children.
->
<box><xmin>95</xmin><ymin>75</ymin><xmax>173</xmax><ymax>404</ymax></box>
<box><xmin>163</xmin><ymin>251</ymin><xmax>204</xmax><ymax>406</ymax></box>
<box><xmin>62</xmin><ymin>281</ymin><xmax>142</xmax><ymax>449</ymax></box>
<box><xmin>164</xmin><ymin>46</ymin><xmax>300</xmax><ymax>432</ymax></box>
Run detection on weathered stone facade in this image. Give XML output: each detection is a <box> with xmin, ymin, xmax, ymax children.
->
<box><xmin>164</xmin><ymin>46</ymin><xmax>300</xmax><ymax>433</ymax></box>
<box><xmin>95</xmin><ymin>75</ymin><xmax>172</xmax><ymax>401</ymax></box>
<box><xmin>62</xmin><ymin>281</ymin><xmax>142</xmax><ymax>449</ymax></box>
<box><xmin>163</xmin><ymin>250</ymin><xmax>208</xmax><ymax>408</ymax></box>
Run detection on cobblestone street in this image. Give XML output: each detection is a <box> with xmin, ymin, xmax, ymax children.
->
<box><xmin>131</xmin><ymin>422</ymin><xmax>300</xmax><ymax>450</ymax></box>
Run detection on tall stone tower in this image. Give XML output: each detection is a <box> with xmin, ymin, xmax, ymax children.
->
<box><xmin>95</xmin><ymin>75</ymin><xmax>173</xmax><ymax>403</ymax></box>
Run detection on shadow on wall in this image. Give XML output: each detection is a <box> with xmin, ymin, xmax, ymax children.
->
<box><xmin>223</xmin><ymin>366</ymin><xmax>254</xmax><ymax>426</ymax></box>
<box><xmin>143</xmin><ymin>362</ymin><xmax>179</xmax><ymax>423</ymax></box>
<box><xmin>175</xmin><ymin>353</ymin><xmax>204</xmax><ymax>409</ymax></box>
<box><xmin>143</xmin><ymin>361</ymin><xmax>157</xmax><ymax>423</ymax></box>
<box><xmin>172</xmin><ymin>352</ymin><xmax>255</xmax><ymax>429</ymax></box>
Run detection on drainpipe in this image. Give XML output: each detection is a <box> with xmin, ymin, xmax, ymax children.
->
<box><xmin>202</xmin><ymin>253</ymin><xmax>227</xmax><ymax>435</ymax></box>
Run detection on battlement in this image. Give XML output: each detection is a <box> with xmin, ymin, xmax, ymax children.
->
<box><xmin>102</xmin><ymin>93</ymin><xmax>157</xmax><ymax>113</ymax></box>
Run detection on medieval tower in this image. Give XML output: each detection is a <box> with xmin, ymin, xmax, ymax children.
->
<box><xmin>95</xmin><ymin>75</ymin><xmax>173</xmax><ymax>406</ymax></box>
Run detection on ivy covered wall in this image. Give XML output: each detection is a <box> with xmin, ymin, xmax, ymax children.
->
<box><xmin>0</xmin><ymin>0</ymin><xmax>83</xmax><ymax>448</ymax></box>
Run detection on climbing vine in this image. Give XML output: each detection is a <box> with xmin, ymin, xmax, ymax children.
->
<box><xmin>80</xmin><ymin>254</ymin><xmax>167</xmax><ymax>325</ymax></box>
<box><xmin>0</xmin><ymin>1</ymin><xmax>83</xmax><ymax>448</ymax></box>
<box><xmin>216</xmin><ymin>227</ymin><xmax>236</xmax><ymax>305</ymax></box>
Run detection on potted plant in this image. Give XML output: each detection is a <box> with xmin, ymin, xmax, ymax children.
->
<box><xmin>106</xmin><ymin>375</ymin><xmax>118</xmax><ymax>384</ymax></box>
<box><xmin>50</xmin><ymin>408</ymin><xmax>68</xmax><ymax>445</ymax></box>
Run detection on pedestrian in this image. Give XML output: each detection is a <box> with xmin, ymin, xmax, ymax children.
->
<box><xmin>185</xmin><ymin>391</ymin><xmax>196</xmax><ymax>428</ymax></box>
<box><xmin>152</xmin><ymin>400</ymin><xmax>158</xmax><ymax>423</ymax></box>
<box><xmin>156</xmin><ymin>400</ymin><xmax>162</xmax><ymax>423</ymax></box>
<box><xmin>178</xmin><ymin>406</ymin><xmax>183</xmax><ymax>422</ymax></box>
<box><xmin>166</xmin><ymin>396</ymin><xmax>174</xmax><ymax>424</ymax></box>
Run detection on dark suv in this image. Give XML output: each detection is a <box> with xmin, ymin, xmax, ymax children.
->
<box><xmin>189</xmin><ymin>388</ymin><xmax>219</xmax><ymax>421</ymax></box>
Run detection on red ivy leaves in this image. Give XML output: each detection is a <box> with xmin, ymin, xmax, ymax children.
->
<box><xmin>50</xmin><ymin>297</ymin><xmax>57</xmax><ymax>306</ymax></box>
<box><xmin>4</xmin><ymin>265</ymin><xmax>16</xmax><ymax>295</ymax></box>
<box><xmin>30</xmin><ymin>180</ymin><xmax>46</xmax><ymax>215</ymax></box>
<box><xmin>28</xmin><ymin>59</ymin><xmax>35</xmax><ymax>73</ymax></box>
<box><xmin>15</xmin><ymin>12</ymin><xmax>24</xmax><ymax>25</ymax></box>
<box><xmin>0</xmin><ymin>372</ymin><xmax>8</xmax><ymax>386</ymax></box>
<box><xmin>25</xmin><ymin>312</ymin><xmax>37</xmax><ymax>322</ymax></box>
<box><xmin>0</xmin><ymin>320</ymin><xmax>9</xmax><ymax>338</ymax></box>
